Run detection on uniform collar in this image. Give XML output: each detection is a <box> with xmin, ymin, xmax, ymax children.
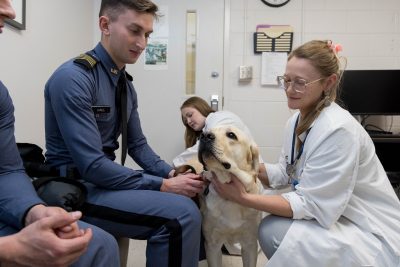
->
<box><xmin>93</xmin><ymin>43</ymin><xmax>127</xmax><ymax>87</ymax></box>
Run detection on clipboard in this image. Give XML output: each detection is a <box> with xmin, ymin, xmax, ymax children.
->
<box><xmin>254</xmin><ymin>25</ymin><xmax>293</xmax><ymax>54</ymax></box>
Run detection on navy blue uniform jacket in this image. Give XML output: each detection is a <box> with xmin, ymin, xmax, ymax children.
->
<box><xmin>44</xmin><ymin>43</ymin><xmax>172</xmax><ymax>190</ymax></box>
<box><xmin>0</xmin><ymin>81</ymin><xmax>44</xmax><ymax>229</ymax></box>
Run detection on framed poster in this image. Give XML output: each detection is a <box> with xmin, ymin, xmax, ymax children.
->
<box><xmin>6</xmin><ymin>0</ymin><xmax>26</xmax><ymax>30</ymax></box>
<box><xmin>144</xmin><ymin>5</ymin><xmax>168</xmax><ymax>70</ymax></box>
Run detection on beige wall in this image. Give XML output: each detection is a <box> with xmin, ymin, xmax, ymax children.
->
<box><xmin>1</xmin><ymin>0</ymin><xmax>399</xmax><ymax>163</ymax></box>
<box><xmin>0</xmin><ymin>0</ymin><xmax>95</xmax><ymax>148</ymax></box>
<box><xmin>225</xmin><ymin>0</ymin><xmax>400</xmax><ymax>162</ymax></box>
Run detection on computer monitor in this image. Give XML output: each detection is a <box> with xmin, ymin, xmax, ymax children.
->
<box><xmin>374</xmin><ymin>141</ymin><xmax>400</xmax><ymax>183</ymax></box>
<box><xmin>339</xmin><ymin>69</ymin><xmax>400</xmax><ymax>115</ymax></box>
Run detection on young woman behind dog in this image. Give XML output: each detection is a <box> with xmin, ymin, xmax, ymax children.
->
<box><xmin>212</xmin><ymin>40</ymin><xmax>400</xmax><ymax>266</ymax></box>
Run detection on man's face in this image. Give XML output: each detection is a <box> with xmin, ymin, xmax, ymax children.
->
<box><xmin>101</xmin><ymin>9</ymin><xmax>154</xmax><ymax>69</ymax></box>
<box><xmin>0</xmin><ymin>0</ymin><xmax>16</xmax><ymax>33</ymax></box>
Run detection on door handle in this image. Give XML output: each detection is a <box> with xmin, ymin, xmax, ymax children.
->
<box><xmin>211</xmin><ymin>71</ymin><xmax>219</xmax><ymax>78</ymax></box>
<box><xmin>210</xmin><ymin>95</ymin><xmax>219</xmax><ymax>111</ymax></box>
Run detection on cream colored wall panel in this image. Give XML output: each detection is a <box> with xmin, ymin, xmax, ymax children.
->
<box><xmin>227</xmin><ymin>81</ymin><xmax>286</xmax><ymax>102</ymax></box>
<box><xmin>230</xmin><ymin>0</ymin><xmax>245</xmax><ymax>11</ymax></box>
<box><xmin>367</xmin><ymin>12</ymin><xmax>397</xmax><ymax>33</ymax></box>
<box><xmin>230</xmin><ymin>32</ymin><xmax>245</xmax><ymax>56</ymax></box>
<box><xmin>304</xmin><ymin>10</ymin><xmax>347</xmax><ymax>33</ymax></box>
<box><xmin>371</xmin><ymin>0</ymin><xmax>400</xmax><ymax>10</ymax></box>
<box><xmin>346</xmin><ymin>56</ymin><xmax>398</xmax><ymax>70</ymax></box>
<box><xmin>230</xmin><ymin>10</ymin><xmax>245</xmax><ymax>33</ymax></box>
<box><xmin>302</xmin><ymin>34</ymin><xmax>373</xmax><ymax>64</ymax></box>
<box><xmin>325</xmin><ymin>0</ymin><xmax>373</xmax><ymax>10</ymax></box>
<box><xmin>1</xmin><ymin>0</ymin><xmax>94</xmax><ymax>148</ymax></box>
<box><xmin>303</xmin><ymin>0</ymin><xmax>325</xmax><ymax>10</ymax></box>
<box><xmin>259</xmin><ymin>147</ymin><xmax>282</xmax><ymax>163</ymax></box>
<box><xmin>346</xmin><ymin>11</ymin><xmax>381</xmax><ymax>33</ymax></box>
<box><xmin>370</xmin><ymin>34</ymin><xmax>400</xmax><ymax>56</ymax></box>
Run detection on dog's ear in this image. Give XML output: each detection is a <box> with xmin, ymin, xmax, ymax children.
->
<box><xmin>247</xmin><ymin>142</ymin><xmax>260</xmax><ymax>173</ymax></box>
<box><xmin>174</xmin><ymin>164</ymin><xmax>197</xmax><ymax>176</ymax></box>
<box><xmin>174</xmin><ymin>164</ymin><xmax>196</xmax><ymax>177</ymax></box>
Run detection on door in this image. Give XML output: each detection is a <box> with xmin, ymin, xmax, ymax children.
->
<box><xmin>115</xmin><ymin>0</ymin><xmax>225</xmax><ymax>165</ymax></box>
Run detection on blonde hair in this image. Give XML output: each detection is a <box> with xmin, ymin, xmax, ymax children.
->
<box><xmin>288</xmin><ymin>40</ymin><xmax>346</xmax><ymax>147</ymax></box>
<box><xmin>180</xmin><ymin>96</ymin><xmax>215</xmax><ymax>148</ymax></box>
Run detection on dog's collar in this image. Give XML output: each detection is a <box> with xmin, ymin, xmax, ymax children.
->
<box><xmin>201</xmin><ymin>170</ymin><xmax>213</xmax><ymax>196</ymax></box>
<box><xmin>203</xmin><ymin>183</ymin><xmax>210</xmax><ymax>196</ymax></box>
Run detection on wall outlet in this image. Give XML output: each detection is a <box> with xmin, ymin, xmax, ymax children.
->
<box><xmin>239</xmin><ymin>65</ymin><xmax>253</xmax><ymax>81</ymax></box>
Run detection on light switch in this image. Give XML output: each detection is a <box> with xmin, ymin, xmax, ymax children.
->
<box><xmin>239</xmin><ymin>65</ymin><xmax>253</xmax><ymax>81</ymax></box>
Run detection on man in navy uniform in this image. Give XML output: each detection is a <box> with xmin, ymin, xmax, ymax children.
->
<box><xmin>0</xmin><ymin>0</ymin><xmax>119</xmax><ymax>266</ymax></box>
<box><xmin>44</xmin><ymin>0</ymin><xmax>204</xmax><ymax>266</ymax></box>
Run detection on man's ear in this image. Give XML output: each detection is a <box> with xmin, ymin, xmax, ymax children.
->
<box><xmin>99</xmin><ymin>16</ymin><xmax>110</xmax><ymax>35</ymax></box>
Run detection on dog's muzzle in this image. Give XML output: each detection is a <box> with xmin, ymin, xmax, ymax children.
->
<box><xmin>198</xmin><ymin>132</ymin><xmax>214</xmax><ymax>168</ymax></box>
<box><xmin>198</xmin><ymin>131</ymin><xmax>231</xmax><ymax>170</ymax></box>
<box><xmin>200</xmin><ymin>132</ymin><xmax>215</xmax><ymax>144</ymax></box>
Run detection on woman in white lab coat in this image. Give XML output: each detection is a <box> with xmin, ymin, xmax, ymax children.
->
<box><xmin>212</xmin><ymin>40</ymin><xmax>400</xmax><ymax>266</ymax></box>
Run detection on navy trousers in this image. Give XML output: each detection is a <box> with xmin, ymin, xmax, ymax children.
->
<box><xmin>81</xmin><ymin>182</ymin><xmax>202</xmax><ymax>267</ymax></box>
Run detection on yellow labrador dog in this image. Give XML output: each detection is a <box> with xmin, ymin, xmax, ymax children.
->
<box><xmin>198</xmin><ymin>125</ymin><xmax>261</xmax><ymax>267</ymax></box>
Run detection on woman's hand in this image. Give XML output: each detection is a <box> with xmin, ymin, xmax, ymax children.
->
<box><xmin>211</xmin><ymin>174</ymin><xmax>247</xmax><ymax>204</ymax></box>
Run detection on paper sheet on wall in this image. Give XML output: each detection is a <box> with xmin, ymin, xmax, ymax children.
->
<box><xmin>261</xmin><ymin>52</ymin><xmax>287</xmax><ymax>85</ymax></box>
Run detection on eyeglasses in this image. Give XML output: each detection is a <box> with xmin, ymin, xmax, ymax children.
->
<box><xmin>277</xmin><ymin>76</ymin><xmax>325</xmax><ymax>93</ymax></box>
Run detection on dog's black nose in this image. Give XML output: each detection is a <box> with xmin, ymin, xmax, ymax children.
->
<box><xmin>222</xmin><ymin>162</ymin><xmax>231</xmax><ymax>170</ymax></box>
<box><xmin>200</xmin><ymin>132</ymin><xmax>215</xmax><ymax>141</ymax></box>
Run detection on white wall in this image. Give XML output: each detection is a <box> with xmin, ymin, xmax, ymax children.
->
<box><xmin>0</xmin><ymin>0</ymin><xmax>95</xmax><ymax>148</ymax></box>
<box><xmin>1</xmin><ymin>0</ymin><xmax>399</xmax><ymax>165</ymax></box>
<box><xmin>225</xmin><ymin>0</ymin><xmax>400</xmax><ymax>162</ymax></box>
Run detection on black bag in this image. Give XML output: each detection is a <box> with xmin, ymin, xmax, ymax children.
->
<box><xmin>17</xmin><ymin>143</ymin><xmax>87</xmax><ymax>212</ymax></box>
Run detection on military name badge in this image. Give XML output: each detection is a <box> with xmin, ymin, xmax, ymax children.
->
<box><xmin>92</xmin><ymin>105</ymin><xmax>111</xmax><ymax>119</ymax></box>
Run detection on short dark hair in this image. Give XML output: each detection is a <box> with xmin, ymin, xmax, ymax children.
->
<box><xmin>99</xmin><ymin>0</ymin><xmax>159</xmax><ymax>21</ymax></box>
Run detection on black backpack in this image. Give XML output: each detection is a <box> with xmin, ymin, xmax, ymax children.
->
<box><xmin>17</xmin><ymin>143</ymin><xmax>87</xmax><ymax>212</ymax></box>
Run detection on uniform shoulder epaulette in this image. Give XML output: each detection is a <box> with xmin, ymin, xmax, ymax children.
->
<box><xmin>74</xmin><ymin>53</ymin><xmax>99</xmax><ymax>69</ymax></box>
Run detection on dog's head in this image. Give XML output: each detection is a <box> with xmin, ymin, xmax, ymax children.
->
<box><xmin>198</xmin><ymin>125</ymin><xmax>259</xmax><ymax>187</ymax></box>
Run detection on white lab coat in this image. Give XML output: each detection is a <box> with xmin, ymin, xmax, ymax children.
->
<box><xmin>265</xmin><ymin>102</ymin><xmax>400</xmax><ymax>266</ymax></box>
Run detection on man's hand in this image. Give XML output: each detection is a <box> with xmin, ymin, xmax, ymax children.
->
<box><xmin>161</xmin><ymin>173</ymin><xmax>205</xmax><ymax>197</ymax></box>
<box><xmin>25</xmin><ymin>205</ymin><xmax>81</xmax><ymax>239</ymax></box>
<box><xmin>1</xmin><ymin>211</ymin><xmax>92</xmax><ymax>267</ymax></box>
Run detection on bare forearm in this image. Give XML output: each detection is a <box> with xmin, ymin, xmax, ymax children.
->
<box><xmin>258</xmin><ymin>163</ymin><xmax>270</xmax><ymax>188</ymax></box>
<box><xmin>241</xmin><ymin>194</ymin><xmax>293</xmax><ymax>218</ymax></box>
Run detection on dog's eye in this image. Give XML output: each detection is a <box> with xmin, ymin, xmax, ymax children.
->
<box><xmin>226</xmin><ymin>132</ymin><xmax>237</xmax><ymax>140</ymax></box>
